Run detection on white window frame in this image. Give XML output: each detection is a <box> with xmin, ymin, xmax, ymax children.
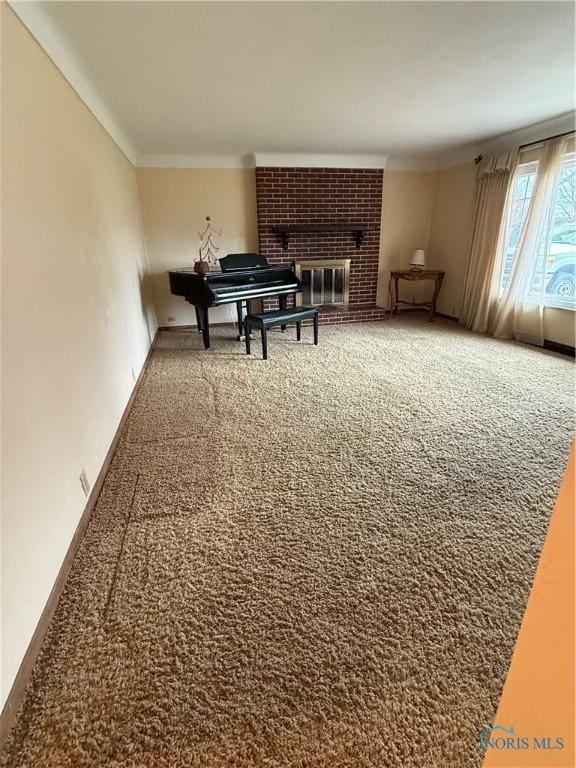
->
<box><xmin>500</xmin><ymin>152</ymin><xmax>576</xmax><ymax>312</ymax></box>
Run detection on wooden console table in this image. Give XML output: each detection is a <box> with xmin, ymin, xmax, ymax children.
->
<box><xmin>389</xmin><ymin>269</ymin><xmax>445</xmax><ymax>321</ymax></box>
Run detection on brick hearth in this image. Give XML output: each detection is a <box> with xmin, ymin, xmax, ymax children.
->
<box><xmin>255</xmin><ymin>167</ymin><xmax>386</xmax><ymax>323</ymax></box>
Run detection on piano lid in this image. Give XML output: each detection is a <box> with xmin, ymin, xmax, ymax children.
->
<box><xmin>219</xmin><ymin>253</ymin><xmax>269</xmax><ymax>273</ymax></box>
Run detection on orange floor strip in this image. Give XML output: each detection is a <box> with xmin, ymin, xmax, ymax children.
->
<box><xmin>482</xmin><ymin>444</ymin><xmax>575</xmax><ymax>768</ymax></box>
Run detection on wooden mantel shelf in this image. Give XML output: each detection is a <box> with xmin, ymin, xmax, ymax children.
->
<box><xmin>272</xmin><ymin>223</ymin><xmax>367</xmax><ymax>249</ymax></box>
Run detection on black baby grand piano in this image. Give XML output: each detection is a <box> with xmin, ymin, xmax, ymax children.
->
<box><xmin>168</xmin><ymin>253</ymin><xmax>301</xmax><ymax>349</ymax></box>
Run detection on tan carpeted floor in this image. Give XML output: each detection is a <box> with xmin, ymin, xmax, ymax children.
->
<box><xmin>2</xmin><ymin>317</ymin><xmax>574</xmax><ymax>768</ymax></box>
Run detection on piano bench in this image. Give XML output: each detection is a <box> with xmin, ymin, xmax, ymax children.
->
<box><xmin>244</xmin><ymin>307</ymin><xmax>319</xmax><ymax>360</ymax></box>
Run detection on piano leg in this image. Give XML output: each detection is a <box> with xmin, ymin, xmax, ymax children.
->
<box><xmin>245</xmin><ymin>319</ymin><xmax>251</xmax><ymax>355</ymax></box>
<box><xmin>236</xmin><ymin>301</ymin><xmax>244</xmax><ymax>341</ymax></box>
<box><xmin>278</xmin><ymin>295</ymin><xmax>287</xmax><ymax>332</ymax></box>
<box><xmin>199</xmin><ymin>307</ymin><xmax>210</xmax><ymax>349</ymax></box>
<box><xmin>194</xmin><ymin>305</ymin><xmax>203</xmax><ymax>333</ymax></box>
<box><xmin>235</xmin><ymin>301</ymin><xmax>255</xmax><ymax>341</ymax></box>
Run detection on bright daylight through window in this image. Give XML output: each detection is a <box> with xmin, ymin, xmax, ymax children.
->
<box><xmin>501</xmin><ymin>152</ymin><xmax>576</xmax><ymax>309</ymax></box>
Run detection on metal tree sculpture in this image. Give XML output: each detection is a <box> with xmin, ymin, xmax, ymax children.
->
<box><xmin>197</xmin><ymin>216</ymin><xmax>222</xmax><ymax>267</ymax></box>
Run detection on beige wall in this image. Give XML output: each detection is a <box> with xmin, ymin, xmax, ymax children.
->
<box><xmin>378</xmin><ymin>162</ymin><xmax>486</xmax><ymax>321</ymax></box>
<box><xmin>543</xmin><ymin>309</ymin><xmax>575</xmax><ymax>347</ymax></box>
<box><xmin>1</xmin><ymin>6</ymin><xmax>156</xmax><ymax>704</ymax></box>
<box><xmin>378</xmin><ymin>169</ymin><xmax>436</xmax><ymax>307</ymax></box>
<box><xmin>137</xmin><ymin>168</ymin><xmax>258</xmax><ymax>327</ymax></box>
<box><xmin>428</xmin><ymin>162</ymin><xmax>477</xmax><ymax>317</ymax></box>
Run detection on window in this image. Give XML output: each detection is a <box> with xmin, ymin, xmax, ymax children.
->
<box><xmin>501</xmin><ymin>152</ymin><xmax>576</xmax><ymax>310</ymax></box>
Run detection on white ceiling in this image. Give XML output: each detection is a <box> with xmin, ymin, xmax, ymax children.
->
<box><xmin>10</xmin><ymin>1</ymin><xmax>576</xmax><ymax>166</ymax></box>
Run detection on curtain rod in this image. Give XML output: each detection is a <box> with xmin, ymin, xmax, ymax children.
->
<box><xmin>519</xmin><ymin>129</ymin><xmax>575</xmax><ymax>150</ymax></box>
<box><xmin>474</xmin><ymin>129</ymin><xmax>575</xmax><ymax>164</ymax></box>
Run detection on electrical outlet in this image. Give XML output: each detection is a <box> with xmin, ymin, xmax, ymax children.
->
<box><xmin>79</xmin><ymin>469</ymin><xmax>90</xmax><ymax>497</ymax></box>
<box><xmin>131</xmin><ymin>367</ymin><xmax>136</xmax><ymax>382</ymax></box>
<box><xmin>167</xmin><ymin>316</ymin><xmax>176</xmax><ymax>323</ymax></box>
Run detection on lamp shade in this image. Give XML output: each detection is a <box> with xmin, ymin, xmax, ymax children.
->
<box><xmin>410</xmin><ymin>249</ymin><xmax>426</xmax><ymax>268</ymax></box>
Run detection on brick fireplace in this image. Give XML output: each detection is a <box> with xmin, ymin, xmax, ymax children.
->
<box><xmin>255</xmin><ymin>167</ymin><xmax>387</xmax><ymax>323</ymax></box>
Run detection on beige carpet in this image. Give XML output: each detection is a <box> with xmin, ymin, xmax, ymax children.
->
<box><xmin>2</xmin><ymin>317</ymin><xmax>574</xmax><ymax>768</ymax></box>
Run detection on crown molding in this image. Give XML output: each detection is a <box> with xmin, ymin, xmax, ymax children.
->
<box><xmin>385</xmin><ymin>156</ymin><xmax>439</xmax><ymax>172</ymax></box>
<box><xmin>136</xmin><ymin>154</ymin><xmax>254</xmax><ymax>169</ymax></box>
<box><xmin>8</xmin><ymin>1</ymin><xmax>137</xmax><ymax>164</ymax></box>
<box><xmin>136</xmin><ymin>152</ymin><xmax>390</xmax><ymax>170</ymax></box>
<box><xmin>252</xmin><ymin>153</ymin><xmax>388</xmax><ymax>169</ymax></box>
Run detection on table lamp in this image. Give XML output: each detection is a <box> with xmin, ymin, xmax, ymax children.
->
<box><xmin>410</xmin><ymin>249</ymin><xmax>426</xmax><ymax>270</ymax></box>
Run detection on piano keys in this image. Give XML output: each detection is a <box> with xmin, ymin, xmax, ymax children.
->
<box><xmin>168</xmin><ymin>253</ymin><xmax>301</xmax><ymax>349</ymax></box>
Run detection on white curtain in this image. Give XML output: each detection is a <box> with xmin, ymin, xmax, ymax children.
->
<box><xmin>491</xmin><ymin>137</ymin><xmax>571</xmax><ymax>345</ymax></box>
<box><xmin>460</xmin><ymin>152</ymin><xmax>518</xmax><ymax>332</ymax></box>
